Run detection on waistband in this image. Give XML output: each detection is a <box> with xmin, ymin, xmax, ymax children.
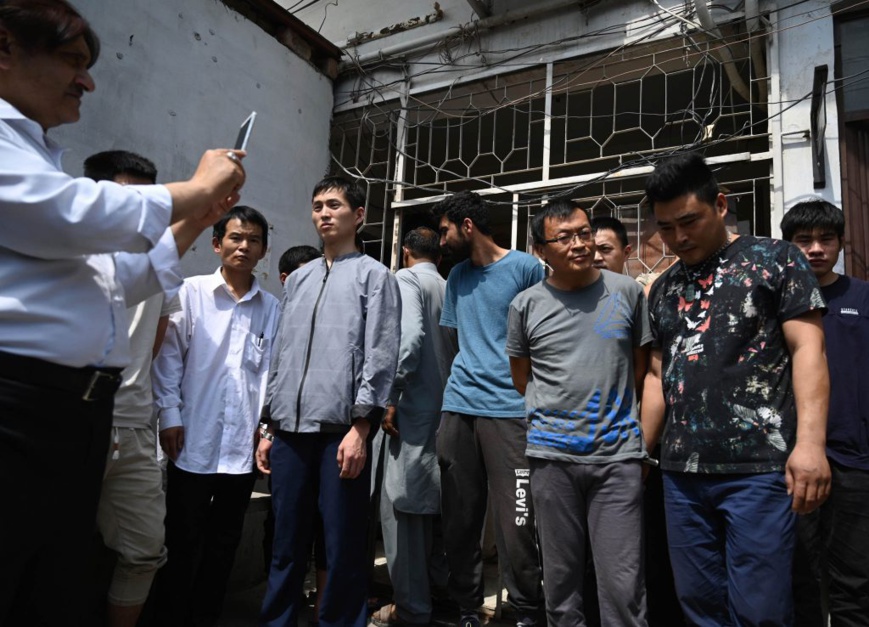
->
<box><xmin>0</xmin><ymin>351</ymin><xmax>123</xmax><ymax>402</ymax></box>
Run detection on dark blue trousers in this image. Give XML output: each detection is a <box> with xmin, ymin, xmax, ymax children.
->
<box><xmin>260</xmin><ymin>431</ymin><xmax>371</xmax><ymax>627</ymax></box>
<box><xmin>663</xmin><ymin>471</ymin><xmax>796</xmax><ymax>627</ymax></box>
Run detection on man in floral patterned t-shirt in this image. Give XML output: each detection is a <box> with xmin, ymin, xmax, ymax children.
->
<box><xmin>641</xmin><ymin>153</ymin><xmax>831</xmax><ymax>626</ymax></box>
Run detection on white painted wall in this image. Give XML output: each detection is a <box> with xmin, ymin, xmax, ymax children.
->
<box><xmin>53</xmin><ymin>0</ymin><xmax>334</xmax><ymax>294</ymax></box>
<box><xmin>768</xmin><ymin>0</ymin><xmax>842</xmax><ymax>239</ymax></box>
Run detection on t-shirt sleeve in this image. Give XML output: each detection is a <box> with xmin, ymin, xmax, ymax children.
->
<box><xmin>505</xmin><ymin>295</ymin><xmax>530</xmax><ymax>357</ymax></box>
<box><xmin>633</xmin><ymin>286</ymin><xmax>653</xmax><ymax>347</ymax></box>
<box><xmin>526</xmin><ymin>255</ymin><xmax>545</xmax><ymax>287</ymax></box>
<box><xmin>440</xmin><ymin>266</ymin><xmax>458</xmax><ymax>329</ymax></box>
<box><xmin>647</xmin><ymin>277</ymin><xmax>664</xmax><ymax>348</ymax></box>
<box><xmin>161</xmin><ymin>293</ymin><xmax>182</xmax><ymax>317</ymax></box>
<box><xmin>777</xmin><ymin>242</ymin><xmax>827</xmax><ymax>321</ymax></box>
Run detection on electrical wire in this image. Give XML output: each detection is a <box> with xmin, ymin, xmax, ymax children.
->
<box><xmin>338</xmin><ymin>0</ymin><xmax>864</xmax><ymax>112</ymax></box>
<box><xmin>329</xmin><ymin>67</ymin><xmax>869</xmax><ymax>208</ymax></box>
<box><xmin>290</xmin><ymin>0</ymin><xmax>323</xmax><ymax>15</ymax></box>
<box><xmin>324</xmin><ymin>0</ymin><xmax>868</xmax><ymax>207</ymax></box>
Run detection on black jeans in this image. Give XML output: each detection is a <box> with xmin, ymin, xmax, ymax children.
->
<box><xmin>156</xmin><ymin>462</ymin><xmax>256</xmax><ymax>627</ymax></box>
<box><xmin>0</xmin><ymin>374</ymin><xmax>113</xmax><ymax>627</ymax></box>
<box><xmin>794</xmin><ymin>461</ymin><xmax>869</xmax><ymax>627</ymax></box>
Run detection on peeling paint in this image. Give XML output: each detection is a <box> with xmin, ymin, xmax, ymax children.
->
<box><xmin>347</xmin><ymin>2</ymin><xmax>443</xmax><ymax>46</ymax></box>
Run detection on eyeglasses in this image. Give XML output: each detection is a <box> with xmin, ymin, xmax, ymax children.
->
<box><xmin>542</xmin><ymin>229</ymin><xmax>593</xmax><ymax>246</ymax></box>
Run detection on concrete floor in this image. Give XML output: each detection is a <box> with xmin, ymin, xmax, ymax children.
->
<box><xmin>217</xmin><ymin>547</ymin><xmax>519</xmax><ymax>627</ymax></box>
<box><xmin>215</xmin><ymin>483</ymin><xmax>521</xmax><ymax>627</ymax></box>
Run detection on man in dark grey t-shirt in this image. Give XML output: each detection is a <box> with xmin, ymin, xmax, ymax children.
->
<box><xmin>506</xmin><ymin>200</ymin><xmax>651</xmax><ymax>627</ymax></box>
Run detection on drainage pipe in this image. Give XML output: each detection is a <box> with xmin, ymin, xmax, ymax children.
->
<box><xmin>693</xmin><ymin>0</ymin><xmax>753</xmax><ymax>104</ymax></box>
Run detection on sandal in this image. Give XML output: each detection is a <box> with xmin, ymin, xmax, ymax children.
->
<box><xmin>371</xmin><ymin>603</ymin><xmax>422</xmax><ymax>627</ymax></box>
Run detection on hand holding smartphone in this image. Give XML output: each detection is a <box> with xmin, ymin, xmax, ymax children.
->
<box><xmin>234</xmin><ymin>112</ymin><xmax>257</xmax><ymax>152</ymax></box>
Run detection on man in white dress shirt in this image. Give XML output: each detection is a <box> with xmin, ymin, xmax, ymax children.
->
<box><xmin>0</xmin><ymin>2</ymin><xmax>246</xmax><ymax>625</ymax></box>
<box><xmin>152</xmin><ymin>205</ymin><xmax>280</xmax><ymax>627</ymax></box>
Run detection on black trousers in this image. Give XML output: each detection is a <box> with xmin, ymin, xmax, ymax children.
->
<box><xmin>793</xmin><ymin>461</ymin><xmax>869</xmax><ymax>627</ymax></box>
<box><xmin>0</xmin><ymin>373</ymin><xmax>114</xmax><ymax>627</ymax></box>
<box><xmin>436</xmin><ymin>412</ymin><xmax>543</xmax><ymax>616</ymax></box>
<box><xmin>156</xmin><ymin>462</ymin><xmax>256</xmax><ymax>627</ymax></box>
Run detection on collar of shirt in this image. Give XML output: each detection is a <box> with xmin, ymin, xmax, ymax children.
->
<box><xmin>205</xmin><ymin>267</ymin><xmax>264</xmax><ymax>303</ymax></box>
<box><xmin>0</xmin><ymin>97</ymin><xmax>65</xmax><ymax>166</ymax></box>
<box><xmin>412</xmin><ymin>261</ymin><xmax>439</xmax><ymax>275</ymax></box>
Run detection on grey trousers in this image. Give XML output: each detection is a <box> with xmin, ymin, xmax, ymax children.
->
<box><xmin>437</xmin><ymin>413</ymin><xmax>543</xmax><ymax>616</ymax></box>
<box><xmin>380</xmin><ymin>486</ymin><xmax>448</xmax><ymax>624</ymax></box>
<box><xmin>530</xmin><ymin>458</ymin><xmax>647</xmax><ymax>627</ymax></box>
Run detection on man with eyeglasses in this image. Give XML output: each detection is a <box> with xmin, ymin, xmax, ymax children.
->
<box><xmin>506</xmin><ymin>199</ymin><xmax>651</xmax><ymax>627</ymax></box>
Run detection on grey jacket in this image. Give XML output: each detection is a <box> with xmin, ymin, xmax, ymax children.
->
<box><xmin>385</xmin><ymin>262</ymin><xmax>457</xmax><ymax>514</ymax></box>
<box><xmin>264</xmin><ymin>252</ymin><xmax>401</xmax><ymax>433</ymax></box>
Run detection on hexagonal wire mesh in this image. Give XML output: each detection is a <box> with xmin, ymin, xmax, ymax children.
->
<box><xmin>330</xmin><ymin>26</ymin><xmax>771</xmax><ymax>274</ymax></box>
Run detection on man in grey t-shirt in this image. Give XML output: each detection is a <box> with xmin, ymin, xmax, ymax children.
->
<box><xmin>506</xmin><ymin>200</ymin><xmax>651</xmax><ymax>627</ymax></box>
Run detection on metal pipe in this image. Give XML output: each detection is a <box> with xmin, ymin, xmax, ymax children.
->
<box><xmin>466</xmin><ymin>0</ymin><xmax>491</xmax><ymax>19</ymax></box>
<box><xmin>692</xmin><ymin>0</ymin><xmax>753</xmax><ymax>104</ymax></box>
<box><xmin>390</xmin><ymin>150</ymin><xmax>771</xmax><ymax>208</ymax></box>
<box><xmin>340</xmin><ymin>0</ymin><xmax>580</xmax><ymax>70</ymax></box>
<box><xmin>745</xmin><ymin>0</ymin><xmax>768</xmax><ymax>105</ymax></box>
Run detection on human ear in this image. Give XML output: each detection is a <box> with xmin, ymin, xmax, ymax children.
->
<box><xmin>0</xmin><ymin>30</ymin><xmax>16</xmax><ymax>70</ymax></box>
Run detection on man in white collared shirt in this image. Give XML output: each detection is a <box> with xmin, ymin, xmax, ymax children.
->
<box><xmin>0</xmin><ymin>2</ymin><xmax>246</xmax><ymax>625</ymax></box>
<box><xmin>152</xmin><ymin>206</ymin><xmax>280</xmax><ymax>627</ymax></box>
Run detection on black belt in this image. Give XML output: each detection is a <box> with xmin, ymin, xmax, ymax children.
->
<box><xmin>0</xmin><ymin>351</ymin><xmax>123</xmax><ymax>402</ymax></box>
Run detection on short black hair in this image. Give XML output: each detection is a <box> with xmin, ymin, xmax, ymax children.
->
<box><xmin>530</xmin><ymin>199</ymin><xmax>588</xmax><ymax>245</ymax></box>
<box><xmin>83</xmin><ymin>150</ymin><xmax>157</xmax><ymax>184</ymax></box>
<box><xmin>645</xmin><ymin>152</ymin><xmax>719</xmax><ymax>210</ymax></box>
<box><xmin>278</xmin><ymin>245</ymin><xmax>320</xmax><ymax>275</ymax></box>
<box><xmin>430</xmin><ymin>191</ymin><xmax>493</xmax><ymax>235</ymax></box>
<box><xmin>591</xmin><ymin>215</ymin><xmax>629</xmax><ymax>249</ymax></box>
<box><xmin>0</xmin><ymin>0</ymin><xmax>100</xmax><ymax>67</ymax></box>
<box><xmin>781</xmin><ymin>199</ymin><xmax>845</xmax><ymax>241</ymax></box>
<box><xmin>403</xmin><ymin>227</ymin><xmax>440</xmax><ymax>261</ymax></box>
<box><xmin>213</xmin><ymin>205</ymin><xmax>270</xmax><ymax>250</ymax></box>
<box><xmin>312</xmin><ymin>176</ymin><xmax>365</xmax><ymax>211</ymax></box>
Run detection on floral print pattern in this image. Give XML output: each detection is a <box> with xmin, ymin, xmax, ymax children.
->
<box><xmin>649</xmin><ymin>236</ymin><xmax>825</xmax><ymax>473</ymax></box>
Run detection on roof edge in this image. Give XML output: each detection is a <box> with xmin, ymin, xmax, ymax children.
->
<box><xmin>220</xmin><ymin>0</ymin><xmax>342</xmax><ymax>79</ymax></box>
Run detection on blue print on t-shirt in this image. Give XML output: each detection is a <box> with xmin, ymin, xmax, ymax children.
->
<box><xmin>594</xmin><ymin>291</ymin><xmax>631</xmax><ymax>340</ymax></box>
<box><xmin>527</xmin><ymin>386</ymin><xmax>637</xmax><ymax>456</ymax></box>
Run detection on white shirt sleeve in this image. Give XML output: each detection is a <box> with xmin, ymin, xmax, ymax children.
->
<box><xmin>152</xmin><ymin>287</ymin><xmax>190</xmax><ymax>432</ymax></box>
<box><xmin>114</xmin><ymin>227</ymin><xmax>184</xmax><ymax>307</ymax></box>
<box><xmin>0</xmin><ymin>119</ymin><xmax>172</xmax><ymax>259</ymax></box>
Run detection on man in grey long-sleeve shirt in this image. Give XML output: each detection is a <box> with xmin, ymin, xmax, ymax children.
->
<box><xmin>374</xmin><ymin>227</ymin><xmax>457</xmax><ymax>626</ymax></box>
<box><xmin>256</xmin><ymin>176</ymin><xmax>401</xmax><ymax>627</ymax></box>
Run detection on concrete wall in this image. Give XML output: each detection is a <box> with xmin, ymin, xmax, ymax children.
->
<box><xmin>290</xmin><ymin>0</ymin><xmax>719</xmax><ymax>110</ymax></box>
<box><xmin>54</xmin><ymin>0</ymin><xmax>334</xmax><ymax>295</ymax></box>
<box><xmin>769</xmin><ymin>1</ymin><xmax>843</xmax><ymax>238</ymax></box>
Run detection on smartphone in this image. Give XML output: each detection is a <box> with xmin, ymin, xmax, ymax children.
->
<box><xmin>234</xmin><ymin>111</ymin><xmax>257</xmax><ymax>152</ymax></box>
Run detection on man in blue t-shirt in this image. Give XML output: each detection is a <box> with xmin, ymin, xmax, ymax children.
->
<box><xmin>432</xmin><ymin>191</ymin><xmax>544</xmax><ymax>627</ymax></box>
<box><xmin>782</xmin><ymin>199</ymin><xmax>869</xmax><ymax>627</ymax></box>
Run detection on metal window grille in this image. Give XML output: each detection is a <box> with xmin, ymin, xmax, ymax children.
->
<box><xmin>331</xmin><ymin>24</ymin><xmax>771</xmax><ymax>272</ymax></box>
